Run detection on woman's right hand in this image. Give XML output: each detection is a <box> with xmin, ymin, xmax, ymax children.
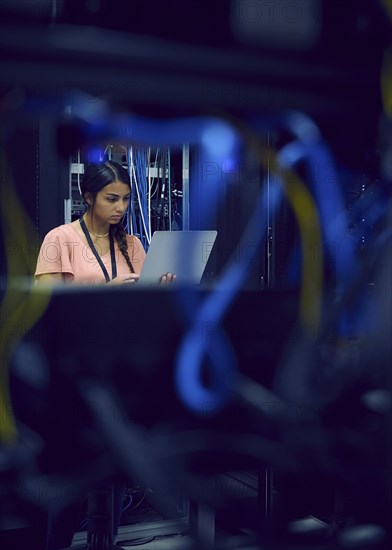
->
<box><xmin>108</xmin><ymin>274</ymin><xmax>140</xmax><ymax>285</ymax></box>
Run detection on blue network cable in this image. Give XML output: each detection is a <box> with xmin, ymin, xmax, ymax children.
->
<box><xmin>126</xmin><ymin>147</ymin><xmax>151</xmax><ymax>251</ymax></box>
<box><xmin>252</xmin><ymin>111</ymin><xmax>357</xmax><ymax>289</ymax></box>
<box><xmin>174</xmin><ymin>181</ymin><xmax>282</xmax><ymax>414</ymax></box>
<box><xmin>68</xmin><ymin>104</ymin><xmax>363</xmax><ymax>411</ymax></box>
<box><xmin>249</xmin><ymin>111</ymin><xmax>365</xmax><ymax>337</ymax></box>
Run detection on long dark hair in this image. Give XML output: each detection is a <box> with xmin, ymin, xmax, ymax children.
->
<box><xmin>80</xmin><ymin>161</ymin><xmax>134</xmax><ymax>273</ymax></box>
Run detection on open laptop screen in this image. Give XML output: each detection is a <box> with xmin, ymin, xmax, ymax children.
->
<box><xmin>138</xmin><ymin>230</ymin><xmax>217</xmax><ymax>285</ymax></box>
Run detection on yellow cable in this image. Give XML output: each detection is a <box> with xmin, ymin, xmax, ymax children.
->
<box><xmin>382</xmin><ymin>0</ymin><xmax>392</xmax><ymax>21</ymax></box>
<box><xmin>223</xmin><ymin>116</ymin><xmax>323</xmax><ymax>331</ymax></box>
<box><xmin>381</xmin><ymin>45</ymin><xmax>392</xmax><ymax>118</ymax></box>
<box><xmin>0</xmin><ymin>146</ymin><xmax>52</xmax><ymax>444</ymax></box>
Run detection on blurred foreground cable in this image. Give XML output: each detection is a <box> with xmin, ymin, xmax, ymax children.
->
<box><xmin>0</xmin><ymin>144</ymin><xmax>51</xmax><ymax>443</ymax></box>
<box><xmin>80</xmin><ymin>380</ymin><xmax>178</xmax><ymax>519</ymax></box>
<box><xmin>226</xmin><ymin>114</ymin><xmax>324</xmax><ymax>330</ymax></box>
<box><xmin>174</xmin><ymin>113</ymin><xmax>324</xmax><ymax>418</ymax></box>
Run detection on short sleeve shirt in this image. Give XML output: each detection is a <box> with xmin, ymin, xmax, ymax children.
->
<box><xmin>35</xmin><ymin>224</ymin><xmax>146</xmax><ymax>284</ymax></box>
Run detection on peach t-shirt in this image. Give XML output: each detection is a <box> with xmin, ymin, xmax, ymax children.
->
<box><xmin>35</xmin><ymin>224</ymin><xmax>146</xmax><ymax>284</ymax></box>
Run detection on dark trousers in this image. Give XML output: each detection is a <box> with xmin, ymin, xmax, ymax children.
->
<box><xmin>46</xmin><ymin>485</ymin><xmax>124</xmax><ymax>550</ymax></box>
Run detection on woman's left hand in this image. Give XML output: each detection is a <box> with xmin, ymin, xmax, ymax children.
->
<box><xmin>160</xmin><ymin>273</ymin><xmax>176</xmax><ymax>285</ymax></box>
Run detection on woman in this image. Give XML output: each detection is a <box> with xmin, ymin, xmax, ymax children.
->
<box><xmin>35</xmin><ymin>160</ymin><xmax>174</xmax><ymax>549</ymax></box>
<box><xmin>35</xmin><ymin>160</ymin><xmax>174</xmax><ymax>286</ymax></box>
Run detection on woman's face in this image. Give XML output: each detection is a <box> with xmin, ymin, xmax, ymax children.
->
<box><xmin>89</xmin><ymin>181</ymin><xmax>131</xmax><ymax>224</ymax></box>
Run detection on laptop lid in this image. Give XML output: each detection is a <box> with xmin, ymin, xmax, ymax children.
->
<box><xmin>138</xmin><ymin>230</ymin><xmax>217</xmax><ymax>285</ymax></box>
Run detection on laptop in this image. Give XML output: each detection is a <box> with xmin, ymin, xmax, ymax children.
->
<box><xmin>138</xmin><ymin>230</ymin><xmax>218</xmax><ymax>285</ymax></box>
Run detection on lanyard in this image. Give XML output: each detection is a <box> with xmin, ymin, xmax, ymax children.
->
<box><xmin>79</xmin><ymin>218</ymin><xmax>117</xmax><ymax>283</ymax></box>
